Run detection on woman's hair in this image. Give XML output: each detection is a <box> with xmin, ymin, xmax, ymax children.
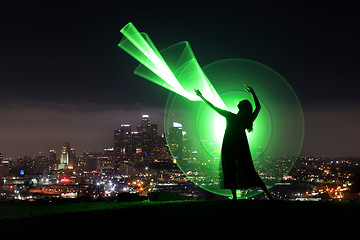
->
<box><xmin>237</xmin><ymin>100</ymin><xmax>253</xmax><ymax>132</ymax></box>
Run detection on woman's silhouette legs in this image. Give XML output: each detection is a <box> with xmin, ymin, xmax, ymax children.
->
<box><xmin>231</xmin><ymin>189</ymin><xmax>237</xmax><ymax>200</ymax></box>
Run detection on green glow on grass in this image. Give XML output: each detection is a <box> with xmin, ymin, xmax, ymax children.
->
<box><xmin>118</xmin><ymin>23</ymin><xmax>304</xmax><ymax>198</ymax></box>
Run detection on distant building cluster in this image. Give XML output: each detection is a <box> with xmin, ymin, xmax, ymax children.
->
<box><xmin>0</xmin><ymin>115</ymin><xmax>206</xmax><ymax>201</ymax></box>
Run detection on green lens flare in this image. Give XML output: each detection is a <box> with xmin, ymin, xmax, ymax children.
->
<box><xmin>118</xmin><ymin>23</ymin><xmax>304</xmax><ymax>198</ymax></box>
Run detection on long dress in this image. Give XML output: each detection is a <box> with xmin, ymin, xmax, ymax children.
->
<box><xmin>220</xmin><ymin>112</ymin><xmax>263</xmax><ymax>190</ymax></box>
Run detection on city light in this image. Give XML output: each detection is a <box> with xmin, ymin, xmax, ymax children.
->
<box><xmin>60</xmin><ymin>177</ymin><xmax>70</xmax><ymax>183</ymax></box>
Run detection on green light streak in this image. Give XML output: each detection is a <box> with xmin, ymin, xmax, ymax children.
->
<box><xmin>118</xmin><ymin>22</ymin><xmax>227</xmax><ymax>109</ymax></box>
<box><xmin>119</xmin><ymin>23</ymin><xmax>186</xmax><ymax>97</ymax></box>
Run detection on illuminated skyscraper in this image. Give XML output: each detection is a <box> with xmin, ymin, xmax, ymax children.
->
<box><xmin>68</xmin><ymin>147</ymin><xmax>75</xmax><ymax>169</ymax></box>
<box><xmin>58</xmin><ymin>143</ymin><xmax>69</xmax><ymax>170</ymax></box>
<box><xmin>140</xmin><ymin>115</ymin><xmax>150</xmax><ymax>133</ymax></box>
<box><xmin>168</xmin><ymin>122</ymin><xmax>184</xmax><ymax>158</ymax></box>
<box><xmin>138</xmin><ymin>115</ymin><xmax>158</xmax><ymax>157</ymax></box>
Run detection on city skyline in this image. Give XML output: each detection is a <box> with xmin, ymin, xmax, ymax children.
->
<box><xmin>0</xmin><ymin>113</ymin><xmax>163</xmax><ymax>158</ymax></box>
<box><xmin>0</xmin><ymin>111</ymin><xmax>355</xmax><ymax>160</ymax></box>
<box><xmin>1</xmin><ymin>2</ymin><xmax>360</xmax><ymax>157</ymax></box>
<box><xmin>2</xmin><ymin>111</ymin><xmax>359</xmax><ymax>202</ymax></box>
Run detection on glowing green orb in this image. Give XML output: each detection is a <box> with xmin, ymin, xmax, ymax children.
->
<box><xmin>165</xmin><ymin>59</ymin><xmax>304</xmax><ymax>198</ymax></box>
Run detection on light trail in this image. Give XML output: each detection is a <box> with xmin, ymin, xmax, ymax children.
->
<box><xmin>118</xmin><ymin>22</ymin><xmax>227</xmax><ymax>109</ymax></box>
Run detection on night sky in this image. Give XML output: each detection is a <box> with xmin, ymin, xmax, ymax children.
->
<box><xmin>1</xmin><ymin>2</ymin><xmax>359</xmax><ymax>157</ymax></box>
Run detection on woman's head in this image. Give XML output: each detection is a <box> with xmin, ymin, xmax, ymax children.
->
<box><xmin>237</xmin><ymin>100</ymin><xmax>253</xmax><ymax>132</ymax></box>
<box><xmin>237</xmin><ymin>100</ymin><xmax>252</xmax><ymax>113</ymax></box>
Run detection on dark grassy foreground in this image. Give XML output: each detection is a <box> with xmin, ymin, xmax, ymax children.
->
<box><xmin>1</xmin><ymin>200</ymin><xmax>359</xmax><ymax>235</ymax></box>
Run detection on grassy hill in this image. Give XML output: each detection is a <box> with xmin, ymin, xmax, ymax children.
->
<box><xmin>1</xmin><ymin>200</ymin><xmax>359</xmax><ymax>235</ymax></box>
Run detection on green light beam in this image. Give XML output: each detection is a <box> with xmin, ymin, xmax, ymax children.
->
<box><xmin>118</xmin><ymin>22</ymin><xmax>227</xmax><ymax>110</ymax></box>
<box><xmin>119</xmin><ymin>22</ymin><xmax>187</xmax><ymax>98</ymax></box>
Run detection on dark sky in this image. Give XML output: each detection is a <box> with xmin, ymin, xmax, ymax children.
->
<box><xmin>1</xmin><ymin>2</ymin><xmax>359</xmax><ymax>157</ymax></box>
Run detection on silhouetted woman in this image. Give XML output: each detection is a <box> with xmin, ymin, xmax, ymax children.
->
<box><xmin>195</xmin><ymin>86</ymin><xmax>275</xmax><ymax>200</ymax></box>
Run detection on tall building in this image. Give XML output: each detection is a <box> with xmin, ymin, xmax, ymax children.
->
<box><xmin>168</xmin><ymin>122</ymin><xmax>184</xmax><ymax>159</ymax></box>
<box><xmin>58</xmin><ymin>143</ymin><xmax>69</xmax><ymax>170</ymax></box>
<box><xmin>139</xmin><ymin>115</ymin><xmax>150</xmax><ymax>133</ymax></box>
<box><xmin>33</xmin><ymin>154</ymin><xmax>49</xmax><ymax>174</ymax></box>
<box><xmin>132</xmin><ymin>131</ymin><xmax>142</xmax><ymax>154</ymax></box>
<box><xmin>82</xmin><ymin>151</ymin><xmax>97</xmax><ymax>171</ymax></box>
<box><xmin>49</xmin><ymin>149</ymin><xmax>57</xmax><ymax>169</ymax></box>
<box><xmin>0</xmin><ymin>152</ymin><xmax>10</xmax><ymax>177</ymax></box>
<box><xmin>137</xmin><ymin>115</ymin><xmax>158</xmax><ymax>157</ymax></box>
<box><xmin>114</xmin><ymin>124</ymin><xmax>132</xmax><ymax>156</ymax></box>
<box><xmin>68</xmin><ymin>147</ymin><xmax>75</xmax><ymax>169</ymax></box>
